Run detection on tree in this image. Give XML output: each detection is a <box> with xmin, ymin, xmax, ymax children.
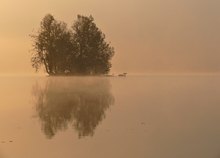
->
<box><xmin>72</xmin><ymin>15</ymin><xmax>115</xmax><ymax>75</ymax></box>
<box><xmin>31</xmin><ymin>14</ymin><xmax>73</xmax><ymax>75</ymax></box>
<box><xmin>31</xmin><ymin>14</ymin><xmax>115</xmax><ymax>75</ymax></box>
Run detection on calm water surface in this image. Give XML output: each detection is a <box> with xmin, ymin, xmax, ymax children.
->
<box><xmin>0</xmin><ymin>75</ymin><xmax>220</xmax><ymax>158</ymax></box>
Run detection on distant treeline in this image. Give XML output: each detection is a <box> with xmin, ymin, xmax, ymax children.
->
<box><xmin>31</xmin><ymin>14</ymin><xmax>115</xmax><ymax>75</ymax></box>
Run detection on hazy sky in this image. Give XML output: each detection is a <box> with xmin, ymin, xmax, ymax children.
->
<box><xmin>0</xmin><ymin>0</ymin><xmax>220</xmax><ymax>74</ymax></box>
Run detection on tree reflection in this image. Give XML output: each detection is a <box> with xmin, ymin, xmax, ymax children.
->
<box><xmin>32</xmin><ymin>77</ymin><xmax>114</xmax><ymax>139</ymax></box>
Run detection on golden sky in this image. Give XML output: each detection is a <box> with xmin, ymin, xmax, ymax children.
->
<box><xmin>0</xmin><ymin>0</ymin><xmax>220</xmax><ymax>74</ymax></box>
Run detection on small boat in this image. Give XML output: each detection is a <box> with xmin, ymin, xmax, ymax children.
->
<box><xmin>118</xmin><ymin>73</ymin><xmax>127</xmax><ymax>77</ymax></box>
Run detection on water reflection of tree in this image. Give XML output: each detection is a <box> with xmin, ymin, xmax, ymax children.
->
<box><xmin>32</xmin><ymin>77</ymin><xmax>114</xmax><ymax>139</ymax></box>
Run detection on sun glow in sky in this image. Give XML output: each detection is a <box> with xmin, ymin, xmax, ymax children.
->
<box><xmin>0</xmin><ymin>0</ymin><xmax>220</xmax><ymax>74</ymax></box>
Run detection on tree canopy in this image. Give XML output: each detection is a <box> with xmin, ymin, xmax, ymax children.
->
<box><xmin>31</xmin><ymin>14</ymin><xmax>115</xmax><ymax>75</ymax></box>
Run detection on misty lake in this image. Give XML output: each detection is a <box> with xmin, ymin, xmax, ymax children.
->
<box><xmin>0</xmin><ymin>75</ymin><xmax>220</xmax><ymax>158</ymax></box>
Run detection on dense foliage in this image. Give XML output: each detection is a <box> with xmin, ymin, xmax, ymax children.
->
<box><xmin>31</xmin><ymin>14</ymin><xmax>114</xmax><ymax>75</ymax></box>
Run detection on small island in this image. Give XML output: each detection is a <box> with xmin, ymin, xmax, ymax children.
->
<box><xmin>31</xmin><ymin>14</ymin><xmax>115</xmax><ymax>76</ymax></box>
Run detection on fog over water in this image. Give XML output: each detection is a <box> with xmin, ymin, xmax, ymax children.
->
<box><xmin>0</xmin><ymin>76</ymin><xmax>220</xmax><ymax>158</ymax></box>
<box><xmin>0</xmin><ymin>0</ymin><xmax>220</xmax><ymax>157</ymax></box>
<box><xmin>32</xmin><ymin>77</ymin><xmax>114</xmax><ymax>138</ymax></box>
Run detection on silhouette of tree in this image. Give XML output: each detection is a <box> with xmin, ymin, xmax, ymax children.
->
<box><xmin>71</xmin><ymin>15</ymin><xmax>115</xmax><ymax>75</ymax></box>
<box><xmin>32</xmin><ymin>77</ymin><xmax>114</xmax><ymax>138</ymax></box>
<box><xmin>31</xmin><ymin>14</ymin><xmax>114</xmax><ymax>75</ymax></box>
